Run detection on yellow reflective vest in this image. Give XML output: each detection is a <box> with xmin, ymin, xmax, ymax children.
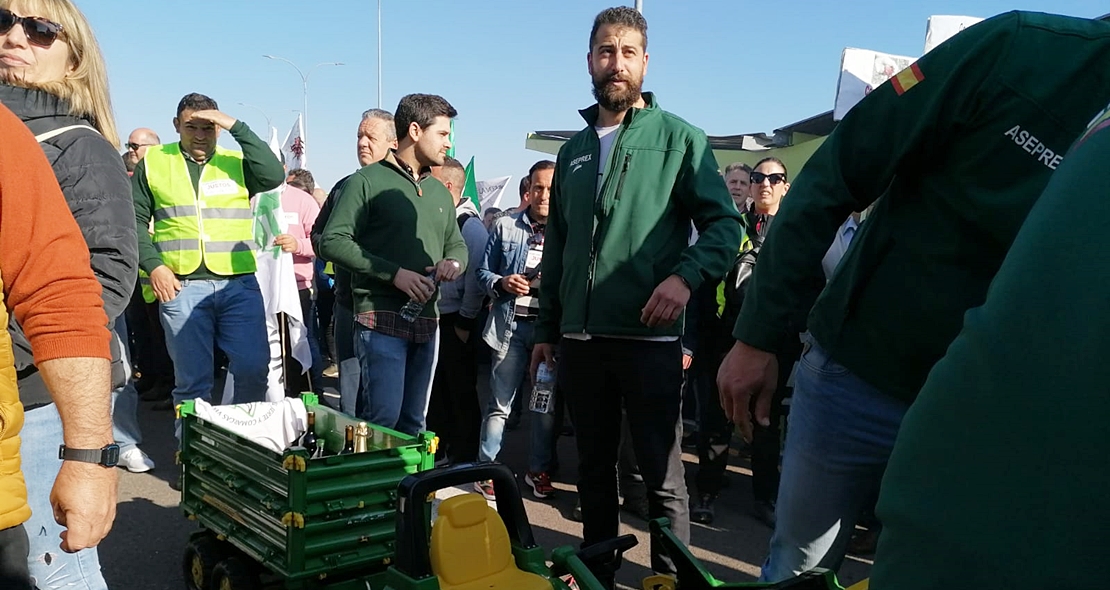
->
<box><xmin>143</xmin><ymin>144</ymin><xmax>255</xmax><ymax>282</ymax></box>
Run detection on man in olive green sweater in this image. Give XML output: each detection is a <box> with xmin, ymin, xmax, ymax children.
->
<box><xmin>715</xmin><ymin>12</ymin><xmax>1110</xmax><ymax>581</ymax></box>
<box><xmin>531</xmin><ymin>8</ymin><xmax>742</xmax><ymax>585</ymax></box>
<box><xmin>319</xmin><ymin>94</ymin><xmax>467</xmax><ymax>436</ymax></box>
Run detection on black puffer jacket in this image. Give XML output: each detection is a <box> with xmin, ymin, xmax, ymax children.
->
<box><xmin>0</xmin><ymin>85</ymin><xmax>138</xmax><ymax>408</ymax></box>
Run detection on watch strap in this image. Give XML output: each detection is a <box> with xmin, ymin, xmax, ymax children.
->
<box><xmin>58</xmin><ymin>444</ymin><xmax>119</xmax><ymax>467</ymax></box>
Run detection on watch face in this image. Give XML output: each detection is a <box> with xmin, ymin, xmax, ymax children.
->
<box><xmin>102</xmin><ymin>444</ymin><xmax>120</xmax><ymax>467</ymax></box>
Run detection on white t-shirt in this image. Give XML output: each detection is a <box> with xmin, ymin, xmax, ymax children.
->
<box><xmin>595</xmin><ymin>124</ymin><xmax>621</xmax><ymax>196</ymax></box>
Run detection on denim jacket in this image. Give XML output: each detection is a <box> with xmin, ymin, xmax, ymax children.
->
<box><xmin>478</xmin><ymin>210</ymin><xmax>539</xmax><ymax>352</ymax></box>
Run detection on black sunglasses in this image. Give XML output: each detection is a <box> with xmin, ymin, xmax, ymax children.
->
<box><xmin>750</xmin><ymin>171</ymin><xmax>787</xmax><ymax>185</ymax></box>
<box><xmin>126</xmin><ymin>142</ymin><xmax>153</xmax><ymax>151</ymax></box>
<box><xmin>0</xmin><ymin>8</ymin><xmax>63</xmax><ymax>48</ymax></box>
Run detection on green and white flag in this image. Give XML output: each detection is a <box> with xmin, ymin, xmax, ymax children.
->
<box><xmin>462</xmin><ymin>156</ymin><xmax>480</xmax><ymax>210</ymax></box>
<box><xmin>223</xmin><ymin>184</ymin><xmax>311</xmax><ymax>402</ymax></box>
<box><xmin>253</xmin><ymin>187</ymin><xmax>283</xmax><ymax>258</ymax></box>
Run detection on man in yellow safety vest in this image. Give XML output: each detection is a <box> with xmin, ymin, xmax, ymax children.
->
<box><xmin>131</xmin><ymin>93</ymin><xmax>285</xmax><ymax>440</ymax></box>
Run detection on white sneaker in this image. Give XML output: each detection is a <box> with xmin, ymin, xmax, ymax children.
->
<box><xmin>118</xmin><ymin>447</ymin><xmax>155</xmax><ymax>473</ymax></box>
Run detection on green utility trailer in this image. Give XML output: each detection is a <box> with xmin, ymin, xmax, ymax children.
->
<box><xmin>176</xmin><ymin>393</ymin><xmax>852</xmax><ymax>590</ymax></box>
<box><xmin>178</xmin><ymin>394</ymin><xmax>435</xmax><ymax>590</ymax></box>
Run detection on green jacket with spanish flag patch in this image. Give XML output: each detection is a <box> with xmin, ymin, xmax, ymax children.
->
<box><xmin>733</xmin><ymin>11</ymin><xmax>1110</xmax><ymax>403</ymax></box>
<box><xmin>871</xmin><ymin>98</ymin><xmax>1110</xmax><ymax>590</ymax></box>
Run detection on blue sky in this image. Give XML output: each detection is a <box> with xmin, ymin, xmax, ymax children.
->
<box><xmin>87</xmin><ymin>0</ymin><xmax>1104</xmax><ymax>207</ymax></box>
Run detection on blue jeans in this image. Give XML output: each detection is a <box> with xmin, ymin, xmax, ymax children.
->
<box><xmin>759</xmin><ymin>336</ymin><xmax>909</xmax><ymax>582</ymax></box>
<box><xmin>111</xmin><ymin>317</ymin><xmax>141</xmax><ymax>452</ymax></box>
<box><xmin>353</xmin><ymin>323</ymin><xmax>438</xmax><ymax>435</ymax></box>
<box><xmin>160</xmin><ymin>276</ymin><xmax>268</xmax><ymax>439</ymax></box>
<box><xmin>335</xmin><ymin>303</ymin><xmax>360</xmax><ymax>415</ymax></box>
<box><xmin>21</xmin><ymin>405</ymin><xmax>107</xmax><ymax>590</ymax></box>
<box><xmin>111</xmin><ymin>382</ymin><xmax>141</xmax><ymax>451</ymax></box>
<box><xmin>478</xmin><ymin>320</ymin><xmax>554</xmax><ymax>473</ymax></box>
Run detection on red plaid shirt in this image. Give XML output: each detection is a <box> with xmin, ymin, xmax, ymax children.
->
<box><xmin>355</xmin><ymin>311</ymin><xmax>438</xmax><ymax>343</ymax></box>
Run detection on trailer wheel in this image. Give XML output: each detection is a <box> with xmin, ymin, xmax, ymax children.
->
<box><xmin>211</xmin><ymin>557</ymin><xmax>261</xmax><ymax>590</ymax></box>
<box><xmin>183</xmin><ymin>533</ymin><xmax>225</xmax><ymax>590</ymax></box>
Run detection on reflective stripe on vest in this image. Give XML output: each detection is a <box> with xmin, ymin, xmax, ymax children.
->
<box><xmin>138</xmin><ymin>270</ymin><xmax>155</xmax><ymax>303</ymax></box>
<box><xmin>143</xmin><ymin>144</ymin><xmax>256</xmax><ymax>276</ymax></box>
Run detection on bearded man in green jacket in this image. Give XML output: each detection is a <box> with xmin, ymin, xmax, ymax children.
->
<box><xmin>531</xmin><ymin>7</ymin><xmax>742</xmax><ymax>587</ymax></box>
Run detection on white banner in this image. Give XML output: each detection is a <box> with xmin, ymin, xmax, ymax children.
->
<box><xmin>924</xmin><ymin>15</ymin><xmax>983</xmax><ymax>53</ymax></box>
<box><xmin>833</xmin><ymin>48</ymin><xmax>916</xmax><ymax>121</ymax></box>
<box><xmin>224</xmin><ymin>186</ymin><xmax>312</xmax><ymax>403</ymax></box>
<box><xmin>476</xmin><ymin>175</ymin><xmax>512</xmax><ymax>211</ymax></box>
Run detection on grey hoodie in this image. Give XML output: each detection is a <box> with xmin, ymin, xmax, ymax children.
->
<box><xmin>437</xmin><ymin>198</ymin><xmax>488</xmax><ymax>328</ymax></box>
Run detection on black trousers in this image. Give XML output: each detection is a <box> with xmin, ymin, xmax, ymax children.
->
<box><xmin>125</xmin><ymin>285</ymin><xmax>173</xmax><ymax>384</ymax></box>
<box><xmin>0</xmin><ymin>525</ymin><xmax>31</xmax><ymax>590</ymax></box>
<box><xmin>314</xmin><ymin>273</ymin><xmax>335</xmax><ymax>363</ymax></box>
<box><xmin>282</xmin><ymin>288</ymin><xmax>315</xmax><ymax>397</ymax></box>
<box><xmin>695</xmin><ymin>342</ymin><xmax>797</xmax><ymax>503</ymax></box>
<box><xmin>426</xmin><ymin>312</ymin><xmax>482</xmax><ymax>463</ymax></box>
<box><xmin>560</xmin><ymin>337</ymin><xmax>689</xmax><ymax>579</ymax></box>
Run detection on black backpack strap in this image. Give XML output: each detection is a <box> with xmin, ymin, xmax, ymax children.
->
<box><xmin>457</xmin><ymin>210</ymin><xmax>477</xmax><ymax>231</ymax></box>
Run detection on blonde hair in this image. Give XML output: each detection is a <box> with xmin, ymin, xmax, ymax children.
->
<box><xmin>0</xmin><ymin>0</ymin><xmax>119</xmax><ymax>148</ymax></box>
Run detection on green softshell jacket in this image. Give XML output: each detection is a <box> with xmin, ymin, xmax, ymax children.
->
<box><xmin>318</xmin><ymin>152</ymin><xmax>468</xmax><ymax>319</ymax></box>
<box><xmin>536</xmin><ymin>92</ymin><xmax>743</xmax><ymax>343</ymax></box>
<box><xmin>734</xmin><ymin>11</ymin><xmax>1110</xmax><ymax>403</ymax></box>
<box><xmin>871</xmin><ymin>100</ymin><xmax>1110</xmax><ymax>590</ymax></box>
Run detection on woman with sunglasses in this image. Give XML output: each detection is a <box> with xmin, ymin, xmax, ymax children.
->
<box><xmin>691</xmin><ymin>157</ymin><xmax>796</xmax><ymax>527</ymax></box>
<box><xmin>0</xmin><ymin>1</ymin><xmax>137</xmax><ymax>589</ymax></box>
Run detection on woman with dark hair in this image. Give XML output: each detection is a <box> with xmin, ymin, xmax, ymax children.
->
<box><xmin>690</xmin><ymin>157</ymin><xmax>794</xmax><ymax>527</ymax></box>
<box><xmin>0</xmin><ymin>0</ymin><xmax>138</xmax><ymax>587</ymax></box>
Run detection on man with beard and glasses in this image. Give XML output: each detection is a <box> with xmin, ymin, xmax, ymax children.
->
<box><xmin>319</xmin><ymin>94</ymin><xmax>468</xmax><ymax>436</ymax></box>
<box><xmin>529</xmin><ymin>7</ymin><xmax>742</xmax><ymax>587</ymax></box>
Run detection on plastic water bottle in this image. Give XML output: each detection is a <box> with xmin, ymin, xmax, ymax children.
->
<box><xmin>529</xmin><ymin>363</ymin><xmax>556</xmax><ymax>414</ymax></box>
<box><xmin>399</xmin><ymin>271</ymin><xmax>438</xmax><ymax>322</ymax></box>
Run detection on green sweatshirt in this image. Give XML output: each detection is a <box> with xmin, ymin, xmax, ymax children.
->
<box><xmin>536</xmin><ymin>93</ymin><xmax>743</xmax><ymax>343</ymax></box>
<box><xmin>871</xmin><ymin>99</ymin><xmax>1110</xmax><ymax>590</ymax></box>
<box><xmin>317</xmin><ymin>152</ymin><xmax>467</xmax><ymax>318</ymax></box>
<box><xmin>133</xmin><ymin>120</ymin><xmax>285</xmax><ymax>280</ymax></box>
<box><xmin>734</xmin><ymin>11</ymin><xmax>1110</xmax><ymax>403</ymax></box>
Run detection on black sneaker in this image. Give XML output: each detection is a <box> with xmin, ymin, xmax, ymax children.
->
<box><xmin>621</xmin><ymin>495</ymin><xmax>650</xmax><ymax>522</ymax></box>
<box><xmin>570</xmin><ymin>500</ymin><xmax>582</xmax><ymax>522</ymax></box>
<box><xmin>691</xmin><ymin>493</ymin><xmax>716</xmax><ymax>524</ymax></box>
<box><xmin>752</xmin><ymin>500</ymin><xmax>776</xmax><ymax>529</ymax></box>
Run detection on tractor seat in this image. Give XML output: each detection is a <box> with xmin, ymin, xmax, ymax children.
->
<box><xmin>430</xmin><ymin>493</ymin><xmax>551</xmax><ymax>590</ymax></box>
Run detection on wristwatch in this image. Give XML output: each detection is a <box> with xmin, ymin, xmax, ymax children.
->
<box><xmin>58</xmin><ymin>444</ymin><xmax>120</xmax><ymax>467</ymax></box>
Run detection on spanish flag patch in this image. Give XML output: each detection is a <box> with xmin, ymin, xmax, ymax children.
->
<box><xmin>891</xmin><ymin>63</ymin><xmax>924</xmax><ymax>96</ymax></box>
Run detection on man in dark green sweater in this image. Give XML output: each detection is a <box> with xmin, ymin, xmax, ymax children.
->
<box><xmin>870</xmin><ymin>101</ymin><xmax>1110</xmax><ymax>589</ymax></box>
<box><xmin>714</xmin><ymin>12</ymin><xmax>1110</xmax><ymax>581</ymax></box>
<box><xmin>319</xmin><ymin>94</ymin><xmax>467</xmax><ymax>436</ymax></box>
<box><xmin>530</xmin><ymin>8</ymin><xmax>742</xmax><ymax>586</ymax></box>
<box><xmin>133</xmin><ymin>93</ymin><xmax>284</xmax><ymax>426</ymax></box>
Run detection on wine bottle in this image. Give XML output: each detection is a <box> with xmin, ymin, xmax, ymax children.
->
<box><xmin>340</xmin><ymin>425</ymin><xmax>355</xmax><ymax>454</ymax></box>
<box><xmin>353</xmin><ymin>422</ymin><xmax>370</xmax><ymax>453</ymax></box>
<box><xmin>302</xmin><ymin>412</ymin><xmax>319</xmax><ymax>457</ymax></box>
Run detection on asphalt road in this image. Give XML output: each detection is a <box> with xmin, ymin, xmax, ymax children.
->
<box><xmin>97</xmin><ymin>372</ymin><xmax>871</xmax><ymax>590</ymax></box>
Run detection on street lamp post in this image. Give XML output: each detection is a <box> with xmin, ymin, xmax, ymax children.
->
<box><xmin>237</xmin><ymin>102</ymin><xmax>272</xmax><ymax>134</ymax></box>
<box><xmin>262</xmin><ymin>55</ymin><xmax>343</xmax><ymax>166</ymax></box>
<box><xmin>378</xmin><ymin>0</ymin><xmax>383</xmax><ymax>108</ymax></box>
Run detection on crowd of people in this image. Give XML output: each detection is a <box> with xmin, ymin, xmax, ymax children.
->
<box><xmin>0</xmin><ymin>2</ymin><xmax>1109</xmax><ymax>590</ymax></box>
